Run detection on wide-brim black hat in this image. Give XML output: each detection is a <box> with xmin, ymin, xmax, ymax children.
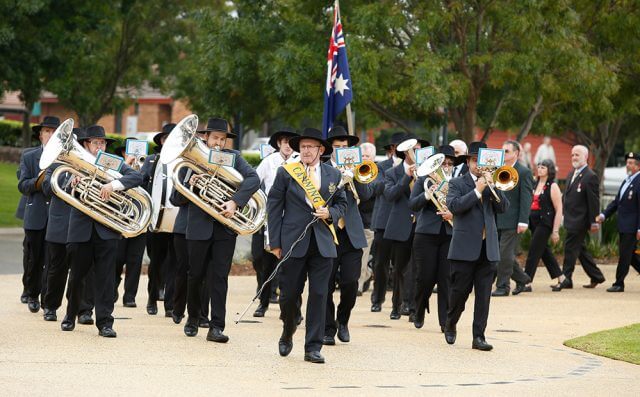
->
<box><xmin>289</xmin><ymin>127</ymin><xmax>333</xmax><ymax>156</ymax></box>
<box><xmin>153</xmin><ymin>123</ymin><xmax>176</xmax><ymax>146</ymax></box>
<box><xmin>197</xmin><ymin>117</ymin><xmax>237</xmax><ymax>138</ymax></box>
<box><xmin>383</xmin><ymin>132</ymin><xmax>407</xmax><ymax>150</ymax></box>
<box><xmin>78</xmin><ymin>125</ymin><xmax>115</xmax><ymax>144</ymax></box>
<box><xmin>326</xmin><ymin>125</ymin><xmax>359</xmax><ymax>147</ymax></box>
<box><xmin>438</xmin><ymin>144</ymin><xmax>464</xmax><ymax>166</ymax></box>
<box><xmin>32</xmin><ymin>116</ymin><xmax>61</xmax><ymax>137</ymax></box>
<box><xmin>268</xmin><ymin>128</ymin><xmax>299</xmax><ymax>150</ymax></box>
<box><xmin>625</xmin><ymin>152</ymin><xmax>640</xmax><ymax>162</ymax></box>
<box><xmin>461</xmin><ymin>141</ymin><xmax>488</xmax><ymax>158</ymax></box>
<box><xmin>72</xmin><ymin>127</ymin><xmax>85</xmax><ymax>141</ymax></box>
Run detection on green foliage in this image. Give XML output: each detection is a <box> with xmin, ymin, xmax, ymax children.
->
<box><xmin>0</xmin><ymin>162</ymin><xmax>22</xmax><ymax>227</ymax></box>
<box><xmin>565</xmin><ymin>324</ymin><xmax>640</xmax><ymax>365</ymax></box>
<box><xmin>0</xmin><ymin>120</ymin><xmax>36</xmax><ymax>147</ymax></box>
<box><xmin>242</xmin><ymin>153</ymin><xmax>261</xmax><ymax>168</ymax></box>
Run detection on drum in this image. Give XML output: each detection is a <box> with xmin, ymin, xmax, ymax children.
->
<box><xmin>150</xmin><ymin>158</ymin><xmax>178</xmax><ymax>232</ymax></box>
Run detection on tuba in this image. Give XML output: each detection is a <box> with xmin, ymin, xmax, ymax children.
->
<box><xmin>416</xmin><ymin>153</ymin><xmax>453</xmax><ymax>226</ymax></box>
<box><xmin>159</xmin><ymin>114</ymin><xmax>267</xmax><ymax>236</ymax></box>
<box><xmin>39</xmin><ymin>119</ymin><xmax>153</xmax><ymax>238</ymax></box>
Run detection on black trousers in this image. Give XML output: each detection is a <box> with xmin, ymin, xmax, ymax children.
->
<box><xmin>22</xmin><ymin>234</ymin><xmax>29</xmax><ymax>295</ymax></box>
<box><xmin>279</xmin><ymin>232</ymin><xmax>332</xmax><ymax>353</ymax></box>
<box><xmin>391</xmin><ymin>233</ymin><xmax>414</xmax><ymax>312</ymax></box>
<box><xmin>115</xmin><ymin>234</ymin><xmax>146</xmax><ymax>303</ymax></box>
<box><xmin>614</xmin><ymin>233</ymin><xmax>640</xmax><ymax>287</ymax></box>
<box><xmin>371</xmin><ymin>229</ymin><xmax>393</xmax><ymax>305</ymax></box>
<box><xmin>186</xmin><ymin>224</ymin><xmax>236</xmax><ymax>331</ymax></box>
<box><xmin>43</xmin><ymin>242</ymin><xmax>69</xmax><ymax>310</ymax></box>
<box><xmin>562</xmin><ymin>228</ymin><xmax>605</xmax><ymax>283</ymax></box>
<box><xmin>413</xmin><ymin>230</ymin><xmax>451</xmax><ymax>327</ymax></box>
<box><xmin>325</xmin><ymin>228</ymin><xmax>362</xmax><ymax>337</ymax></box>
<box><xmin>65</xmin><ymin>227</ymin><xmax>117</xmax><ymax>330</ymax></box>
<box><xmin>251</xmin><ymin>230</ymin><xmax>279</xmax><ymax>307</ymax></box>
<box><xmin>173</xmin><ymin>233</ymin><xmax>208</xmax><ymax>319</ymax></box>
<box><xmin>447</xmin><ymin>241</ymin><xmax>496</xmax><ymax>339</ymax></box>
<box><xmin>146</xmin><ymin>232</ymin><xmax>171</xmax><ymax>303</ymax></box>
<box><xmin>24</xmin><ymin>228</ymin><xmax>47</xmax><ymax>300</ymax></box>
<box><xmin>524</xmin><ymin>214</ymin><xmax>562</xmax><ymax>281</ymax></box>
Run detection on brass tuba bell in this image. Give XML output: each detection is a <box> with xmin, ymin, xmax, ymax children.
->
<box><xmin>416</xmin><ymin>153</ymin><xmax>453</xmax><ymax>226</ymax></box>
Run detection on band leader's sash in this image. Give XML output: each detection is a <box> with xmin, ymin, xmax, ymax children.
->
<box><xmin>284</xmin><ymin>162</ymin><xmax>338</xmax><ymax>244</ymax></box>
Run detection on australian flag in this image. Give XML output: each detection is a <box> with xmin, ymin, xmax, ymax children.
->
<box><xmin>321</xmin><ymin>0</ymin><xmax>352</xmax><ymax>139</ymax></box>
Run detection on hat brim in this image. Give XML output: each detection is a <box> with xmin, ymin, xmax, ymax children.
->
<box><xmin>269</xmin><ymin>131</ymin><xmax>299</xmax><ymax>150</ymax></box>
<box><xmin>78</xmin><ymin>136</ymin><xmax>116</xmax><ymax>144</ymax></box>
<box><xmin>153</xmin><ymin>132</ymin><xmax>170</xmax><ymax>146</ymax></box>
<box><xmin>32</xmin><ymin>123</ymin><xmax>60</xmax><ymax>137</ymax></box>
<box><xmin>199</xmin><ymin>128</ymin><xmax>237</xmax><ymax>138</ymax></box>
<box><xmin>327</xmin><ymin>134</ymin><xmax>359</xmax><ymax>147</ymax></box>
<box><xmin>289</xmin><ymin>136</ymin><xmax>333</xmax><ymax>156</ymax></box>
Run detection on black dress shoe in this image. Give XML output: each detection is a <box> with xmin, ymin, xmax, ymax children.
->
<box><xmin>491</xmin><ymin>288</ymin><xmax>509</xmax><ymax>297</ymax></box>
<box><xmin>414</xmin><ymin>314</ymin><xmax>425</xmax><ymax>329</ymax></box>
<box><xmin>43</xmin><ymin>309</ymin><xmax>57</xmax><ymax>321</ymax></box>
<box><xmin>606</xmin><ymin>285</ymin><xmax>624</xmax><ymax>292</ymax></box>
<box><xmin>165</xmin><ymin>310</ymin><xmax>173</xmax><ymax>318</ymax></box>
<box><xmin>99</xmin><ymin>327</ymin><xmax>117</xmax><ymax>338</ymax></box>
<box><xmin>172</xmin><ymin>312</ymin><xmax>184</xmax><ymax>324</ymax></box>
<box><xmin>206</xmin><ymin>328</ymin><xmax>229</xmax><ymax>343</ymax></box>
<box><xmin>322</xmin><ymin>335</ymin><xmax>336</xmax><ymax>345</ymax></box>
<box><xmin>371</xmin><ymin>303</ymin><xmax>382</xmax><ymax>312</ymax></box>
<box><xmin>199</xmin><ymin>318</ymin><xmax>210</xmax><ymax>328</ymax></box>
<box><xmin>123</xmin><ymin>301</ymin><xmax>137</xmax><ymax>308</ymax></box>
<box><xmin>253</xmin><ymin>304</ymin><xmax>267</xmax><ymax>318</ymax></box>
<box><xmin>27</xmin><ymin>298</ymin><xmax>40</xmax><ymax>313</ymax></box>
<box><xmin>146</xmin><ymin>301</ymin><xmax>158</xmax><ymax>315</ymax></box>
<box><xmin>444</xmin><ymin>324</ymin><xmax>456</xmax><ymax>345</ymax></box>
<box><xmin>408</xmin><ymin>312</ymin><xmax>416</xmax><ymax>323</ymax></box>
<box><xmin>551</xmin><ymin>278</ymin><xmax>573</xmax><ymax>291</ymax></box>
<box><xmin>61</xmin><ymin>316</ymin><xmax>75</xmax><ymax>331</ymax></box>
<box><xmin>184</xmin><ymin>319</ymin><xmax>198</xmax><ymax>337</ymax></box>
<box><xmin>78</xmin><ymin>313</ymin><xmax>94</xmax><ymax>325</ymax></box>
<box><xmin>583</xmin><ymin>280</ymin><xmax>604</xmax><ymax>289</ymax></box>
<box><xmin>20</xmin><ymin>293</ymin><xmax>28</xmax><ymax>304</ymax></box>
<box><xmin>337</xmin><ymin>323</ymin><xmax>350</xmax><ymax>343</ymax></box>
<box><xmin>279</xmin><ymin>338</ymin><xmax>293</xmax><ymax>357</ymax></box>
<box><xmin>512</xmin><ymin>283</ymin><xmax>532</xmax><ymax>295</ymax></box>
<box><xmin>389</xmin><ymin>310</ymin><xmax>401</xmax><ymax>320</ymax></box>
<box><xmin>472</xmin><ymin>336</ymin><xmax>493</xmax><ymax>351</ymax></box>
<box><xmin>304</xmin><ymin>351</ymin><xmax>325</xmax><ymax>364</ymax></box>
<box><xmin>400</xmin><ymin>303</ymin><xmax>411</xmax><ymax>316</ymax></box>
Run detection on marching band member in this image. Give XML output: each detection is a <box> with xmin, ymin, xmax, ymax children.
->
<box><xmin>408</xmin><ymin>145</ymin><xmax>457</xmax><ymax>331</ymax></box>
<box><xmin>383</xmin><ymin>135</ymin><xmax>427</xmax><ymax>321</ymax></box>
<box><xmin>181</xmin><ymin>118</ymin><xmax>260</xmax><ymax>343</ymax></box>
<box><xmin>267</xmin><ymin>127</ymin><xmax>347</xmax><ymax>364</ymax></box>
<box><xmin>444</xmin><ymin>142</ymin><xmax>508</xmax><ymax>351</ymax></box>
<box><xmin>61</xmin><ymin>125</ymin><xmax>143</xmax><ymax>337</ymax></box>
<box><xmin>356</xmin><ymin>142</ymin><xmax>376</xmax><ymax>294</ymax></box>
<box><xmin>449</xmin><ymin>139</ymin><xmax>469</xmax><ymax>178</ymax></box>
<box><xmin>18</xmin><ymin>116</ymin><xmax>58</xmax><ymax>313</ymax></box>
<box><xmin>113</xmin><ymin>138</ymin><xmax>148</xmax><ymax>308</ymax></box>
<box><xmin>369</xmin><ymin>132</ymin><xmax>405</xmax><ymax>312</ymax></box>
<box><xmin>141</xmin><ymin>124</ymin><xmax>176</xmax><ymax>316</ymax></box>
<box><xmin>252</xmin><ymin>128</ymin><xmax>299</xmax><ymax>317</ymax></box>
<box><xmin>323</xmin><ymin>126</ymin><xmax>372</xmax><ymax>345</ymax></box>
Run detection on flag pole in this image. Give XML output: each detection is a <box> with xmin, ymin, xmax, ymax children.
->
<box><xmin>346</xmin><ymin>103</ymin><xmax>354</xmax><ymax>136</ymax></box>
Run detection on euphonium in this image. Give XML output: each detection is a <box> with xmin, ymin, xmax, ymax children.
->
<box><xmin>39</xmin><ymin>119</ymin><xmax>153</xmax><ymax>238</ymax></box>
<box><xmin>159</xmin><ymin>114</ymin><xmax>267</xmax><ymax>236</ymax></box>
<box><xmin>396</xmin><ymin>138</ymin><xmax>419</xmax><ymax>177</ymax></box>
<box><xmin>416</xmin><ymin>153</ymin><xmax>453</xmax><ymax>226</ymax></box>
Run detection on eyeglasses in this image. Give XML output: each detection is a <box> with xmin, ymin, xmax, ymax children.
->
<box><xmin>299</xmin><ymin>145</ymin><xmax>321</xmax><ymax>151</ymax></box>
<box><xmin>88</xmin><ymin>140</ymin><xmax>107</xmax><ymax>147</ymax></box>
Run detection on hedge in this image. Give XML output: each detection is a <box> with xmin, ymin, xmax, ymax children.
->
<box><xmin>0</xmin><ymin>120</ymin><xmax>37</xmax><ymax>147</ymax></box>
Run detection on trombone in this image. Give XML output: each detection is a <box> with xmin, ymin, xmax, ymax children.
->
<box><xmin>338</xmin><ymin>159</ymin><xmax>378</xmax><ymax>203</ymax></box>
<box><xmin>477</xmin><ymin>160</ymin><xmax>519</xmax><ymax>202</ymax></box>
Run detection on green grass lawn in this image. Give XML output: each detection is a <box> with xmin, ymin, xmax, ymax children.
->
<box><xmin>0</xmin><ymin>162</ymin><xmax>23</xmax><ymax>227</ymax></box>
<box><xmin>565</xmin><ymin>324</ymin><xmax>640</xmax><ymax>365</ymax></box>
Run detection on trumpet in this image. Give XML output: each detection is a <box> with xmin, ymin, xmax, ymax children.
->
<box><xmin>338</xmin><ymin>160</ymin><xmax>378</xmax><ymax>203</ymax></box>
<box><xmin>416</xmin><ymin>153</ymin><xmax>453</xmax><ymax>226</ymax></box>
<box><xmin>477</xmin><ymin>162</ymin><xmax>519</xmax><ymax>202</ymax></box>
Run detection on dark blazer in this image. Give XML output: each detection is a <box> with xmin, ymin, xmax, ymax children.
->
<box><xmin>42</xmin><ymin>163</ymin><xmax>72</xmax><ymax>244</ymax></box>
<box><xmin>531</xmin><ymin>180</ymin><xmax>557</xmax><ymax>229</ymax></box>
<box><xmin>267</xmin><ymin>162</ymin><xmax>347</xmax><ymax>258</ymax></box>
<box><xmin>340</xmin><ymin>180</ymin><xmax>373</xmax><ymax>249</ymax></box>
<box><xmin>185</xmin><ymin>150</ymin><xmax>260</xmax><ymax>241</ymax></box>
<box><xmin>497</xmin><ymin>161</ymin><xmax>534</xmax><ymax>230</ymax></box>
<box><xmin>446</xmin><ymin>173</ymin><xmax>509</xmax><ymax>262</ymax></box>
<box><xmin>408</xmin><ymin>175</ymin><xmax>452</xmax><ymax>235</ymax></box>
<box><xmin>67</xmin><ymin>164</ymin><xmax>144</xmax><ymax>242</ymax></box>
<box><xmin>370</xmin><ymin>157</ymin><xmax>394</xmax><ymax>230</ymax></box>
<box><xmin>383</xmin><ymin>162</ymin><xmax>415</xmax><ymax>242</ymax></box>
<box><xmin>563</xmin><ymin>166</ymin><xmax>599</xmax><ymax>232</ymax></box>
<box><xmin>18</xmin><ymin>146</ymin><xmax>49</xmax><ymax>230</ymax></box>
<box><xmin>169</xmin><ymin>168</ymin><xmax>192</xmax><ymax>235</ymax></box>
<box><xmin>15</xmin><ymin>166</ymin><xmax>26</xmax><ymax>220</ymax></box>
<box><xmin>602</xmin><ymin>174</ymin><xmax>640</xmax><ymax>234</ymax></box>
<box><xmin>452</xmin><ymin>163</ymin><xmax>469</xmax><ymax>178</ymax></box>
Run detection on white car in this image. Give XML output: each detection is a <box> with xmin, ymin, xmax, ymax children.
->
<box><xmin>603</xmin><ymin>166</ymin><xmax>626</xmax><ymax>197</ymax></box>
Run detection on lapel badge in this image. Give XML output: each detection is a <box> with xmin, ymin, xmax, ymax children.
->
<box><xmin>328</xmin><ymin>182</ymin><xmax>337</xmax><ymax>194</ymax></box>
<box><xmin>577</xmin><ymin>183</ymin><xmax>581</xmax><ymax>193</ymax></box>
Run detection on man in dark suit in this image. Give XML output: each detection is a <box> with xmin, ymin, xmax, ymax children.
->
<box><xmin>268</xmin><ymin>127</ymin><xmax>347</xmax><ymax>364</ymax></box>
<box><xmin>383</xmin><ymin>135</ymin><xmax>428</xmax><ymax>321</ymax></box>
<box><xmin>493</xmin><ymin>140</ymin><xmax>534</xmax><ymax>296</ymax></box>
<box><xmin>323</xmin><ymin>127</ymin><xmax>373</xmax><ymax>346</ymax></box>
<box><xmin>444</xmin><ymin>141</ymin><xmax>509</xmax><ymax>351</ymax></box>
<box><xmin>369</xmin><ymin>132</ymin><xmax>404</xmax><ymax>312</ymax></box>
<box><xmin>141</xmin><ymin>124</ymin><xmax>176</xmax><ymax>315</ymax></box>
<box><xmin>61</xmin><ymin>125</ymin><xmax>143</xmax><ymax>337</ymax></box>
<box><xmin>596</xmin><ymin>152</ymin><xmax>640</xmax><ymax>292</ymax></box>
<box><xmin>449</xmin><ymin>139</ymin><xmax>469</xmax><ymax>178</ymax></box>
<box><xmin>181</xmin><ymin>118</ymin><xmax>260</xmax><ymax>343</ymax></box>
<box><xmin>18</xmin><ymin>116</ymin><xmax>59</xmax><ymax>313</ymax></box>
<box><xmin>16</xmin><ymin>153</ymin><xmax>33</xmax><ymax>304</ymax></box>
<box><xmin>556</xmin><ymin>145</ymin><xmax>605</xmax><ymax>290</ymax></box>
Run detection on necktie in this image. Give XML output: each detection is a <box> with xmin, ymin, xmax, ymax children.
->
<box><xmin>570</xmin><ymin>170</ymin><xmax>578</xmax><ymax>187</ymax></box>
<box><xmin>308</xmin><ymin>166</ymin><xmax>319</xmax><ymax>190</ymax></box>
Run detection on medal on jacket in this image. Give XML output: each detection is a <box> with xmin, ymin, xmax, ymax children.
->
<box><xmin>629</xmin><ymin>186</ymin><xmax>633</xmax><ymax>200</ymax></box>
<box><xmin>577</xmin><ymin>183</ymin><xmax>581</xmax><ymax>193</ymax></box>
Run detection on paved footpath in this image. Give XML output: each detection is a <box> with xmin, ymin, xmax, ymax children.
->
<box><xmin>0</xmin><ymin>266</ymin><xmax>639</xmax><ymax>396</ymax></box>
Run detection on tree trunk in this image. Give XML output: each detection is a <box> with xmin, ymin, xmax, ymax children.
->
<box><xmin>21</xmin><ymin>99</ymin><xmax>34</xmax><ymax>148</ymax></box>
<box><xmin>516</xmin><ymin>94</ymin><xmax>543</xmax><ymax>142</ymax></box>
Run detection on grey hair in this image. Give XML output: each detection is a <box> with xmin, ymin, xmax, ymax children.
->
<box><xmin>360</xmin><ymin>142</ymin><xmax>376</xmax><ymax>156</ymax></box>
